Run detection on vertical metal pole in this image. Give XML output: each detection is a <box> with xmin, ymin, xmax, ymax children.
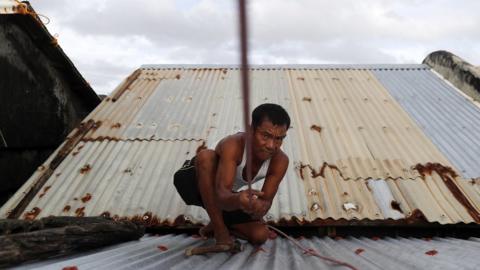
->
<box><xmin>238</xmin><ymin>0</ymin><xmax>253</xmax><ymax>205</ymax></box>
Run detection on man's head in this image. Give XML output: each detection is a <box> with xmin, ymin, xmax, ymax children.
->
<box><xmin>250</xmin><ymin>104</ymin><xmax>290</xmax><ymax>160</ymax></box>
<box><xmin>252</xmin><ymin>103</ymin><xmax>290</xmax><ymax>131</ymax></box>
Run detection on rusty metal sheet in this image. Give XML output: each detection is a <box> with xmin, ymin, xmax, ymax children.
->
<box><xmin>2</xmin><ymin>65</ymin><xmax>480</xmax><ymax>226</ymax></box>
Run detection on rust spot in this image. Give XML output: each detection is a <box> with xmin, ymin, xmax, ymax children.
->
<box><xmin>310</xmin><ymin>203</ymin><xmax>321</xmax><ymax>212</ymax></box>
<box><xmin>157</xmin><ymin>245</ymin><xmax>168</xmax><ymax>251</ymax></box>
<box><xmin>196</xmin><ymin>141</ymin><xmax>207</xmax><ymax>154</ymax></box>
<box><xmin>79</xmin><ymin>164</ymin><xmax>92</xmax><ymax>174</ymax></box>
<box><xmin>371</xmin><ymin>236</ymin><xmax>380</xmax><ymax>241</ymax></box>
<box><xmin>391</xmin><ymin>200</ymin><xmax>403</xmax><ymax>213</ymax></box>
<box><xmin>63</xmin><ymin>205</ymin><xmax>71</xmax><ymax>212</ymax></box>
<box><xmin>73</xmin><ymin>197</ymin><xmax>78</xmax><ymax>201</ymax></box>
<box><xmin>413</xmin><ymin>162</ymin><xmax>458</xmax><ymax>178</ymax></box>
<box><xmin>39</xmin><ymin>186</ymin><xmax>51</xmax><ymax>198</ymax></box>
<box><xmin>81</xmin><ymin>193</ymin><xmax>92</xmax><ymax>203</ymax></box>
<box><xmin>316</xmin><ymin>162</ymin><xmax>342</xmax><ymax>178</ymax></box>
<box><xmin>297</xmin><ymin>163</ymin><xmax>308</xmax><ymax>180</ymax></box>
<box><xmin>101</xmin><ymin>211</ymin><xmax>111</xmax><ymax>218</ymax></box>
<box><xmin>124</xmin><ymin>168</ymin><xmax>133</xmax><ymax>174</ymax></box>
<box><xmin>24</xmin><ymin>207</ymin><xmax>41</xmax><ymax>220</ymax></box>
<box><xmin>143</xmin><ymin>212</ymin><xmax>153</xmax><ymax>223</ymax></box>
<box><xmin>55</xmin><ymin>172</ymin><xmax>62</xmax><ymax>177</ymax></box>
<box><xmin>354</xmin><ymin>248</ymin><xmax>364</xmax><ymax>255</ymax></box>
<box><xmin>302</xmin><ymin>97</ymin><xmax>312</xmax><ymax>102</ymax></box>
<box><xmin>62</xmin><ymin>267</ymin><xmax>78</xmax><ymax>270</ymax></box>
<box><xmin>111</xmin><ymin>123</ymin><xmax>122</xmax><ymax>129</ymax></box>
<box><xmin>175</xmin><ymin>74</ymin><xmax>181</xmax><ymax>80</ymax></box>
<box><xmin>112</xmin><ymin>69</ymin><xmax>142</xmax><ymax>102</ymax></box>
<box><xmin>343</xmin><ymin>192</ymin><xmax>348</xmax><ymax>196</ymax></box>
<box><xmin>92</xmin><ymin>121</ymin><xmax>102</xmax><ymax>130</ymax></box>
<box><xmin>37</xmin><ymin>165</ymin><xmax>46</xmax><ymax>171</ymax></box>
<box><xmin>297</xmin><ymin>162</ymin><xmax>344</xmax><ymax>179</ymax></box>
<box><xmin>425</xmin><ymin>250</ymin><xmax>438</xmax><ymax>256</ymax></box>
<box><xmin>414</xmin><ymin>163</ymin><xmax>480</xmax><ymax>222</ymax></box>
<box><xmin>75</xmin><ymin>207</ymin><xmax>85</xmax><ymax>217</ymax></box>
<box><xmin>16</xmin><ymin>3</ymin><xmax>28</xmax><ymax>15</ymax></box>
<box><xmin>297</xmin><ymin>77</ymin><xmax>305</xmax><ymax>81</ymax></box>
<box><xmin>310</xmin><ymin>125</ymin><xmax>322</xmax><ymax>133</ymax></box>
<box><xmin>222</xmin><ymin>69</ymin><xmax>227</xmax><ymax>74</ymax></box>
<box><xmin>407</xmin><ymin>209</ymin><xmax>427</xmax><ymax>224</ymax></box>
<box><xmin>443</xmin><ymin>175</ymin><xmax>480</xmax><ymax>223</ymax></box>
<box><xmin>51</xmin><ymin>37</ymin><xmax>58</xmax><ymax>46</ymax></box>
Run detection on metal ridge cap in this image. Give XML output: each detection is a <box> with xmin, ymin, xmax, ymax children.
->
<box><xmin>140</xmin><ymin>64</ymin><xmax>429</xmax><ymax>70</ymax></box>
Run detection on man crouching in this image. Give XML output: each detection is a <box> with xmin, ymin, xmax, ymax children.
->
<box><xmin>174</xmin><ymin>103</ymin><xmax>290</xmax><ymax>248</ymax></box>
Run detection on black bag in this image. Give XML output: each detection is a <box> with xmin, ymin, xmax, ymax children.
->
<box><xmin>173</xmin><ymin>157</ymin><xmax>204</xmax><ymax>206</ymax></box>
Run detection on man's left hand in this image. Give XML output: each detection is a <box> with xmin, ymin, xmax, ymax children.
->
<box><xmin>247</xmin><ymin>196</ymin><xmax>271</xmax><ymax>219</ymax></box>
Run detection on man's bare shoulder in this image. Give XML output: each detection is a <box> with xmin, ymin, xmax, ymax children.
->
<box><xmin>215</xmin><ymin>133</ymin><xmax>244</xmax><ymax>162</ymax></box>
<box><xmin>273</xmin><ymin>149</ymin><xmax>289</xmax><ymax>164</ymax></box>
<box><xmin>269</xmin><ymin>150</ymin><xmax>289</xmax><ymax>173</ymax></box>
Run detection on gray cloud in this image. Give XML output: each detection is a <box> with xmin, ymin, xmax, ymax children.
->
<box><xmin>31</xmin><ymin>0</ymin><xmax>480</xmax><ymax>94</ymax></box>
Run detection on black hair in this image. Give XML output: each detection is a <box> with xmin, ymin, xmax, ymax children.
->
<box><xmin>251</xmin><ymin>103</ymin><xmax>290</xmax><ymax>129</ymax></box>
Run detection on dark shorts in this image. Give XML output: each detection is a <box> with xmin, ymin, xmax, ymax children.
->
<box><xmin>173</xmin><ymin>156</ymin><xmax>256</xmax><ymax>226</ymax></box>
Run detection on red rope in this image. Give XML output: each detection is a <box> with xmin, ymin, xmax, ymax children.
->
<box><xmin>267</xmin><ymin>226</ymin><xmax>358</xmax><ymax>270</ymax></box>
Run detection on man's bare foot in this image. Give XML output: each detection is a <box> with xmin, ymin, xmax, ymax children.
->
<box><xmin>199</xmin><ymin>222</ymin><xmax>214</xmax><ymax>239</ymax></box>
<box><xmin>214</xmin><ymin>228</ymin><xmax>234</xmax><ymax>246</ymax></box>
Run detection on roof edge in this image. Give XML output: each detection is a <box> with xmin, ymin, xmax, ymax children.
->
<box><xmin>141</xmin><ymin>64</ymin><xmax>429</xmax><ymax>70</ymax></box>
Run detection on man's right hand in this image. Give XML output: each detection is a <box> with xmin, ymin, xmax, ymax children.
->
<box><xmin>238</xmin><ymin>189</ymin><xmax>264</xmax><ymax>214</ymax></box>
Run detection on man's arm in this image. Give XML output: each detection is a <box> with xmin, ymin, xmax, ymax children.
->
<box><xmin>214</xmin><ymin>137</ymin><xmax>264</xmax><ymax>211</ymax></box>
<box><xmin>251</xmin><ymin>151</ymin><xmax>289</xmax><ymax>218</ymax></box>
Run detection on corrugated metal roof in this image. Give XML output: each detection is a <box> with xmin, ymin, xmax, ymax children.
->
<box><xmin>13</xmin><ymin>234</ymin><xmax>480</xmax><ymax>270</ymax></box>
<box><xmin>2</xmin><ymin>65</ymin><xmax>480</xmax><ymax>225</ymax></box>
<box><xmin>373</xmin><ymin>69</ymin><xmax>480</xmax><ymax>179</ymax></box>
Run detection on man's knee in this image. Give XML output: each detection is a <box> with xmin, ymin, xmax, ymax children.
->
<box><xmin>248</xmin><ymin>226</ymin><xmax>269</xmax><ymax>245</ymax></box>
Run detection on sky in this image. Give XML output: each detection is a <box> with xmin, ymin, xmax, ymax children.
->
<box><xmin>31</xmin><ymin>0</ymin><xmax>480</xmax><ymax>95</ymax></box>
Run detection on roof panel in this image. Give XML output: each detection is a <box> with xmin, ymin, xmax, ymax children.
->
<box><xmin>287</xmin><ymin>68</ymin><xmax>453</xmax><ymax>180</ymax></box>
<box><xmin>373</xmin><ymin>69</ymin><xmax>480</xmax><ymax>179</ymax></box>
<box><xmin>13</xmin><ymin>235</ymin><xmax>480</xmax><ymax>270</ymax></box>
<box><xmin>2</xmin><ymin>65</ymin><xmax>480</xmax><ymax>225</ymax></box>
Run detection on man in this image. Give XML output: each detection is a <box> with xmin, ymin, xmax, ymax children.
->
<box><xmin>174</xmin><ymin>103</ymin><xmax>290</xmax><ymax>248</ymax></box>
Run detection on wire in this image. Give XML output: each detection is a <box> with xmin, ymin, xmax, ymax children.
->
<box><xmin>14</xmin><ymin>0</ymin><xmax>51</xmax><ymax>25</ymax></box>
<box><xmin>267</xmin><ymin>225</ymin><xmax>358</xmax><ymax>270</ymax></box>
<box><xmin>236</xmin><ymin>2</ymin><xmax>355</xmax><ymax>269</ymax></box>
<box><xmin>238</xmin><ymin>0</ymin><xmax>253</xmax><ymax>208</ymax></box>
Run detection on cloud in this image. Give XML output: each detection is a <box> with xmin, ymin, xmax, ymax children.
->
<box><xmin>30</xmin><ymin>0</ymin><xmax>480</xmax><ymax>94</ymax></box>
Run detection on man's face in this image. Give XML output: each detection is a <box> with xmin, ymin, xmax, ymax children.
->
<box><xmin>252</xmin><ymin>119</ymin><xmax>288</xmax><ymax>161</ymax></box>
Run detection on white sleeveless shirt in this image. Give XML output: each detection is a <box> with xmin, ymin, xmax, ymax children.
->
<box><xmin>208</xmin><ymin>137</ymin><xmax>271</xmax><ymax>191</ymax></box>
<box><xmin>232</xmin><ymin>143</ymin><xmax>271</xmax><ymax>191</ymax></box>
